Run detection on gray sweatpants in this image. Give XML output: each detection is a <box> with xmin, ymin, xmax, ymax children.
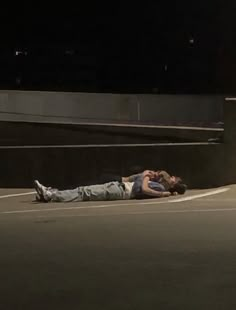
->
<box><xmin>50</xmin><ymin>181</ymin><xmax>127</xmax><ymax>202</ymax></box>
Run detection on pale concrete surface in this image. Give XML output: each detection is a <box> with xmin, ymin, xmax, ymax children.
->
<box><xmin>0</xmin><ymin>186</ymin><xmax>236</xmax><ymax>309</ymax></box>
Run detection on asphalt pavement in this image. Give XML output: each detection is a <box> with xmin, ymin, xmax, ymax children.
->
<box><xmin>0</xmin><ymin>185</ymin><xmax>236</xmax><ymax>310</ymax></box>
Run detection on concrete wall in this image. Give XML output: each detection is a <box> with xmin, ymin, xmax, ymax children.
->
<box><xmin>0</xmin><ymin>91</ymin><xmax>232</xmax><ymax>189</ymax></box>
<box><xmin>0</xmin><ymin>90</ymin><xmax>223</xmax><ymax>125</ymax></box>
<box><xmin>0</xmin><ymin>143</ymin><xmax>224</xmax><ymax>189</ymax></box>
<box><xmin>0</xmin><ymin>121</ymin><xmax>223</xmax><ymax>146</ymax></box>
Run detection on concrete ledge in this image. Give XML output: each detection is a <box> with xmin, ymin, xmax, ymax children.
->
<box><xmin>0</xmin><ymin>121</ymin><xmax>223</xmax><ymax>146</ymax></box>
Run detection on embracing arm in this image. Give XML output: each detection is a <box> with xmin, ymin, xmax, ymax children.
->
<box><xmin>141</xmin><ymin>175</ymin><xmax>171</xmax><ymax>198</ymax></box>
<box><xmin>122</xmin><ymin>170</ymin><xmax>154</xmax><ymax>182</ymax></box>
<box><xmin>122</xmin><ymin>174</ymin><xmax>140</xmax><ymax>182</ymax></box>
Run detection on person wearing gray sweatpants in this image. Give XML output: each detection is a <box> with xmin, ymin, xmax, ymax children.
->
<box><xmin>33</xmin><ymin>169</ymin><xmax>187</xmax><ymax>203</ymax></box>
<box><xmin>34</xmin><ymin>180</ymin><xmax>132</xmax><ymax>202</ymax></box>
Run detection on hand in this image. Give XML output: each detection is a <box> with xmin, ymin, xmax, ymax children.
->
<box><xmin>162</xmin><ymin>191</ymin><xmax>171</xmax><ymax>197</ymax></box>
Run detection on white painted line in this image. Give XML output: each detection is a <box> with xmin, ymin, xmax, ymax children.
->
<box><xmin>0</xmin><ymin>200</ymin><xmax>168</xmax><ymax>214</ymax></box>
<box><xmin>33</xmin><ymin>207</ymin><xmax>236</xmax><ymax>219</ymax></box>
<box><xmin>171</xmin><ymin>188</ymin><xmax>229</xmax><ymax>202</ymax></box>
<box><xmin>5</xmin><ymin>207</ymin><xmax>236</xmax><ymax>219</ymax></box>
<box><xmin>0</xmin><ymin>191</ymin><xmax>36</xmax><ymax>199</ymax></box>
<box><xmin>0</xmin><ymin>188</ymin><xmax>229</xmax><ymax>214</ymax></box>
<box><xmin>0</xmin><ymin>187</ymin><xmax>230</xmax><ymax>215</ymax></box>
<box><xmin>103</xmin><ymin>207</ymin><xmax>236</xmax><ymax>215</ymax></box>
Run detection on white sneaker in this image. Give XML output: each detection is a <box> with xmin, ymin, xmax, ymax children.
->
<box><xmin>34</xmin><ymin>180</ymin><xmax>52</xmax><ymax>202</ymax></box>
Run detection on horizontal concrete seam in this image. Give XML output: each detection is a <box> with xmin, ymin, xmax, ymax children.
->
<box><xmin>0</xmin><ymin>143</ymin><xmax>222</xmax><ymax>149</ymax></box>
<box><xmin>0</xmin><ymin>116</ymin><xmax>224</xmax><ymax>131</ymax></box>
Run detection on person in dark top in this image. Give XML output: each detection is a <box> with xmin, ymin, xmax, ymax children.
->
<box><xmin>131</xmin><ymin>170</ymin><xmax>187</xmax><ymax>199</ymax></box>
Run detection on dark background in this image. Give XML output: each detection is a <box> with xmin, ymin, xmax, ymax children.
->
<box><xmin>0</xmin><ymin>2</ymin><xmax>234</xmax><ymax>94</ymax></box>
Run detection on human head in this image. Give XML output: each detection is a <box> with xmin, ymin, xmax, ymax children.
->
<box><xmin>151</xmin><ymin>171</ymin><xmax>180</xmax><ymax>185</ymax></box>
<box><xmin>169</xmin><ymin>181</ymin><xmax>187</xmax><ymax>195</ymax></box>
<box><xmin>170</xmin><ymin>176</ymin><xmax>182</xmax><ymax>185</ymax></box>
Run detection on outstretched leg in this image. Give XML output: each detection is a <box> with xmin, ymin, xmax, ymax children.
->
<box><xmin>34</xmin><ymin>180</ymin><xmax>81</xmax><ymax>202</ymax></box>
<box><xmin>34</xmin><ymin>180</ymin><xmax>126</xmax><ymax>203</ymax></box>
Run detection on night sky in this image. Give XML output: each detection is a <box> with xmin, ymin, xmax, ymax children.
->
<box><xmin>0</xmin><ymin>2</ymin><xmax>235</xmax><ymax>94</ymax></box>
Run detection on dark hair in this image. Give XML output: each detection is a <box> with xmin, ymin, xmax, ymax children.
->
<box><xmin>169</xmin><ymin>183</ymin><xmax>187</xmax><ymax>195</ymax></box>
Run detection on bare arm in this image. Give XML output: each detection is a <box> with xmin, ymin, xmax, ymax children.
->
<box><xmin>122</xmin><ymin>170</ymin><xmax>154</xmax><ymax>182</ymax></box>
<box><xmin>122</xmin><ymin>174</ymin><xmax>140</xmax><ymax>182</ymax></box>
<box><xmin>141</xmin><ymin>175</ymin><xmax>171</xmax><ymax>198</ymax></box>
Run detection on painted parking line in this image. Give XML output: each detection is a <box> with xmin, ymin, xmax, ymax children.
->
<box><xmin>0</xmin><ymin>191</ymin><xmax>36</xmax><ymax>199</ymax></box>
<box><xmin>0</xmin><ymin>200</ymin><xmax>168</xmax><ymax>214</ymax></box>
<box><xmin>0</xmin><ymin>187</ymin><xmax>230</xmax><ymax>215</ymax></box>
<box><xmin>171</xmin><ymin>188</ymin><xmax>229</xmax><ymax>202</ymax></box>
<box><xmin>33</xmin><ymin>207</ymin><xmax>236</xmax><ymax>220</ymax></box>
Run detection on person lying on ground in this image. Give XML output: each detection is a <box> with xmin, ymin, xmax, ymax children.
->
<box><xmin>35</xmin><ymin>170</ymin><xmax>170</xmax><ymax>201</ymax></box>
<box><xmin>130</xmin><ymin>170</ymin><xmax>186</xmax><ymax>199</ymax></box>
<box><xmin>34</xmin><ymin>170</ymin><xmax>187</xmax><ymax>203</ymax></box>
<box><xmin>122</xmin><ymin>170</ymin><xmax>175</xmax><ymax>191</ymax></box>
<box><xmin>100</xmin><ymin>169</ymin><xmax>178</xmax><ymax>192</ymax></box>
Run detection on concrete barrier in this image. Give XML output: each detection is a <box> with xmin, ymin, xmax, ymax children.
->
<box><xmin>0</xmin><ymin>91</ymin><xmax>231</xmax><ymax>189</ymax></box>
<box><xmin>0</xmin><ymin>121</ymin><xmax>223</xmax><ymax>146</ymax></box>
<box><xmin>0</xmin><ymin>90</ymin><xmax>223</xmax><ymax>125</ymax></box>
<box><xmin>0</xmin><ymin>143</ymin><xmax>224</xmax><ymax>189</ymax></box>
